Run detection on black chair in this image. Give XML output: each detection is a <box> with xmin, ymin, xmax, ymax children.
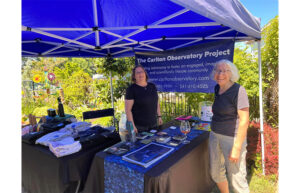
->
<box><xmin>82</xmin><ymin>108</ymin><xmax>116</xmax><ymax>127</ymax></box>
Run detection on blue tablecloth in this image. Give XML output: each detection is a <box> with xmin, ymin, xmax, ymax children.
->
<box><xmin>103</xmin><ymin>126</ymin><xmax>205</xmax><ymax>193</ymax></box>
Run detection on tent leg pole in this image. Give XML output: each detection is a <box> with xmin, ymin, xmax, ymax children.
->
<box><xmin>110</xmin><ymin>71</ymin><xmax>115</xmax><ymax>127</ymax></box>
<box><xmin>258</xmin><ymin>40</ymin><xmax>265</xmax><ymax>175</ymax></box>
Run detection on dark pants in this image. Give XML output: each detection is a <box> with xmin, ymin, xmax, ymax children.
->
<box><xmin>136</xmin><ymin>124</ymin><xmax>157</xmax><ymax>133</ymax></box>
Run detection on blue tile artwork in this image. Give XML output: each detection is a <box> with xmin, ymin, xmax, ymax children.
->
<box><xmin>103</xmin><ymin>126</ymin><xmax>205</xmax><ymax>193</ymax></box>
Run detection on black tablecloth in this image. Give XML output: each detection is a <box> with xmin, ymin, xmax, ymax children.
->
<box><xmin>82</xmin><ymin>125</ymin><xmax>215</xmax><ymax>193</ymax></box>
<box><xmin>22</xmin><ymin>132</ymin><xmax>120</xmax><ymax>193</ymax></box>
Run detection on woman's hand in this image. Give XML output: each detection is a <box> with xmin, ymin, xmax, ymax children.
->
<box><xmin>125</xmin><ymin>99</ymin><xmax>138</xmax><ymax>132</ymax></box>
<box><xmin>229</xmin><ymin>107</ymin><xmax>249</xmax><ymax>163</ymax></box>
<box><xmin>229</xmin><ymin>147</ymin><xmax>241</xmax><ymax>163</ymax></box>
<box><xmin>158</xmin><ymin>117</ymin><xmax>163</xmax><ymax>125</ymax></box>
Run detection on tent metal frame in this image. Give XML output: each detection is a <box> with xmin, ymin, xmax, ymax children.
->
<box><xmin>257</xmin><ymin>40</ymin><xmax>265</xmax><ymax>175</ymax></box>
<box><xmin>22</xmin><ymin>6</ymin><xmax>254</xmax><ymax>57</ymax></box>
<box><xmin>22</xmin><ymin>22</ymin><xmax>249</xmax><ymax>56</ymax></box>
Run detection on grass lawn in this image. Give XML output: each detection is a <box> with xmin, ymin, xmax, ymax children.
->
<box><xmin>210</xmin><ymin>172</ymin><xmax>278</xmax><ymax>193</ymax></box>
<box><xmin>248</xmin><ymin>173</ymin><xmax>278</xmax><ymax>193</ymax></box>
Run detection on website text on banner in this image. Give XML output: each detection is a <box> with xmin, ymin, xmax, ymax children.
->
<box><xmin>135</xmin><ymin>40</ymin><xmax>234</xmax><ymax>93</ymax></box>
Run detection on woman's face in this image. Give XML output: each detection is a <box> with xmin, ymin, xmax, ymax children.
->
<box><xmin>135</xmin><ymin>67</ymin><xmax>146</xmax><ymax>83</ymax></box>
<box><xmin>214</xmin><ymin>63</ymin><xmax>232</xmax><ymax>87</ymax></box>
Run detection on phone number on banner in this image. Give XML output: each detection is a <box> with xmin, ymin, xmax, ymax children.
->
<box><xmin>179</xmin><ymin>84</ymin><xmax>208</xmax><ymax>89</ymax></box>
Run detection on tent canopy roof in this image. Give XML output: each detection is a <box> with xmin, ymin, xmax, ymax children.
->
<box><xmin>22</xmin><ymin>0</ymin><xmax>261</xmax><ymax>58</ymax></box>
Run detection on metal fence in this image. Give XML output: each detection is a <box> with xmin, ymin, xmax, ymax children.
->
<box><xmin>159</xmin><ymin>93</ymin><xmax>260</xmax><ymax>123</ymax></box>
<box><xmin>159</xmin><ymin>92</ymin><xmax>199</xmax><ymax>122</ymax></box>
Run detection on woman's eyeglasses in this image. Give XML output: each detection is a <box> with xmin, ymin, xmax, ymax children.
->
<box><xmin>135</xmin><ymin>70</ymin><xmax>145</xmax><ymax>74</ymax></box>
<box><xmin>214</xmin><ymin>69</ymin><xmax>231</xmax><ymax>74</ymax></box>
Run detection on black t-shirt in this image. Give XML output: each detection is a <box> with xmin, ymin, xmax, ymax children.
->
<box><xmin>125</xmin><ymin>82</ymin><xmax>158</xmax><ymax>127</ymax></box>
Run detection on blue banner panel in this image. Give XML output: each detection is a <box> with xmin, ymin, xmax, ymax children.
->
<box><xmin>135</xmin><ymin>40</ymin><xmax>234</xmax><ymax>93</ymax></box>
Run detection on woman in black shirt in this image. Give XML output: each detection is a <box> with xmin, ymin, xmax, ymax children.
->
<box><xmin>125</xmin><ymin>65</ymin><xmax>163</xmax><ymax>133</ymax></box>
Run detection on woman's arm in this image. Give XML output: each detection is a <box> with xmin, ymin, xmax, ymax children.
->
<box><xmin>125</xmin><ymin>99</ymin><xmax>138</xmax><ymax>133</ymax></box>
<box><xmin>229</xmin><ymin>107</ymin><xmax>249</xmax><ymax>162</ymax></box>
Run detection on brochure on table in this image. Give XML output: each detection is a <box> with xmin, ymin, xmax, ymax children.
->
<box><xmin>122</xmin><ymin>143</ymin><xmax>174</xmax><ymax>168</ymax></box>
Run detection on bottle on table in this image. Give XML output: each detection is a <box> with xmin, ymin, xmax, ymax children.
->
<box><xmin>126</xmin><ymin>121</ymin><xmax>136</xmax><ymax>143</ymax></box>
<box><xmin>119</xmin><ymin>113</ymin><xmax>128</xmax><ymax>142</ymax></box>
<box><xmin>57</xmin><ymin>97</ymin><xmax>65</xmax><ymax>117</ymax></box>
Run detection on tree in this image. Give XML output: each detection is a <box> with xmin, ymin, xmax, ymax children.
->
<box><xmin>70</xmin><ymin>58</ymin><xmax>98</xmax><ymax>76</ymax></box>
<box><xmin>234</xmin><ymin>46</ymin><xmax>260</xmax><ymax>120</ymax></box>
<box><xmin>62</xmin><ymin>70</ymin><xmax>93</xmax><ymax>108</ymax></box>
<box><xmin>261</xmin><ymin>16</ymin><xmax>279</xmax><ymax>127</ymax></box>
<box><xmin>21</xmin><ymin>57</ymin><xmax>97</xmax><ymax>116</ymax></box>
<box><xmin>94</xmin><ymin>56</ymin><xmax>135</xmax><ymax>103</ymax></box>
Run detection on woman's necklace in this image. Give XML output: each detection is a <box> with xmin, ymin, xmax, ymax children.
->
<box><xmin>136</xmin><ymin>82</ymin><xmax>148</xmax><ymax>90</ymax></box>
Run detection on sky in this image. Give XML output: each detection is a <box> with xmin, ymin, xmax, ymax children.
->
<box><xmin>240</xmin><ymin>0</ymin><xmax>278</xmax><ymax>27</ymax></box>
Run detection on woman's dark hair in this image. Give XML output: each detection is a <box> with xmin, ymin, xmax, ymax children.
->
<box><xmin>131</xmin><ymin>65</ymin><xmax>149</xmax><ymax>83</ymax></box>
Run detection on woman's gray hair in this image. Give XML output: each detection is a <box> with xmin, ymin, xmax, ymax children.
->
<box><xmin>211</xmin><ymin>59</ymin><xmax>240</xmax><ymax>82</ymax></box>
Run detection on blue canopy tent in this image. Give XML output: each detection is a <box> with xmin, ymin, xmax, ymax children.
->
<box><xmin>22</xmin><ymin>0</ymin><xmax>260</xmax><ymax>57</ymax></box>
<box><xmin>22</xmin><ymin>0</ymin><xmax>265</xmax><ymax>174</ymax></box>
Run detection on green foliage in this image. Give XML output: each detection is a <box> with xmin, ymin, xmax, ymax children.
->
<box><xmin>70</xmin><ymin>58</ymin><xmax>97</xmax><ymax>76</ymax></box>
<box><xmin>22</xmin><ymin>97</ymin><xmax>39</xmax><ymax>115</ymax></box>
<box><xmin>248</xmin><ymin>173</ymin><xmax>278</xmax><ymax>193</ymax></box>
<box><xmin>22</xmin><ymin>57</ymin><xmax>112</xmax><ymax>121</ymax></box>
<box><xmin>262</xmin><ymin>16</ymin><xmax>278</xmax><ymax>81</ymax></box>
<box><xmin>94</xmin><ymin>78</ymin><xmax>130</xmax><ymax>104</ymax></box>
<box><xmin>185</xmin><ymin>93</ymin><xmax>214</xmax><ymax>114</ymax></box>
<box><xmin>159</xmin><ymin>92</ymin><xmax>214</xmax><ymax>123</ymax></box>
<box><xmin>210</xmin><ymin>172</ymin><xmax>278</xmax><ymax>193</ymax></box>
<box><xmin>54</xmin><ymin>61</ymin><xmax>82</xmax><ymax>80</ymax></box>
<box><xmin>22</xmin><ymin>58</ymin><xmax>67</xmax><ymax>82</ymax></box>
<box><xmin>32</xmin><ymin>106</ymin><xmax>52</xmax><ymax>117</ymax></box>
<box><xmin>22</xmin><ymin>87</ymin><xmax>60</xmax><ymax>116</ymax></box>
<box><xmin>94</xmin><ymin>79</ymin><xmax>113</xmax><ymax>104</ymax></box>
<box><xmin>22</xmin><ymin>57</ymin><xmax>69</xmax><ymax>117</ymax></box>
<box><xmin>62</xmin><ymin>70</ymin><xmax>93</xmax><ymax>108</ymax></box>
<box><xmin>99</xmin><ymin>56</ymin><xmax>135</xmax><ymax>77</ymax></box>
<box><xmin>114</xmin><ymin>99</ymin><xmax>125</xmax><ymax>121</ymax></box>
<box><xmin>90</xmin><ymin>116</ymin><xmax>113</xmax><ymax>127</ymax></box>
<box><xmin>70</xmin><ymin>105</ymin><xmax>91</xmax><ymax>120</ymax></box>
<box><xmin>234</xmin><ymin>46</ymin><xmax>261</xmax><ymax>119</ymax></box>
<box><xmin>261</xmin><ymin>16</ymin><xmax>279</xmax><ymax>127</ymax></box>
<box><xmin>184</xmin><ymin>93</ymin><xmax>214</xmax><ymax>121</ymax></box>
<box><xmin>94</xmin><ymin>57</ymin><xmax>134</xmax><ymax>104</ymax></box>
<box><xmin>234</xmin><ymin>47</ymin><xmax>259</xmax><ymax>97</ymax></box>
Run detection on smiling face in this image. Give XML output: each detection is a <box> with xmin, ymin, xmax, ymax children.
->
<box><xmin>134</xmin><ymin>66</ymin><xmax>147</xmax><ymax>84</ymax></box>
<box><xmin>214</xmin><ymin>62</ymin><xmax>232</xmax><ymax>87</ymax></box>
